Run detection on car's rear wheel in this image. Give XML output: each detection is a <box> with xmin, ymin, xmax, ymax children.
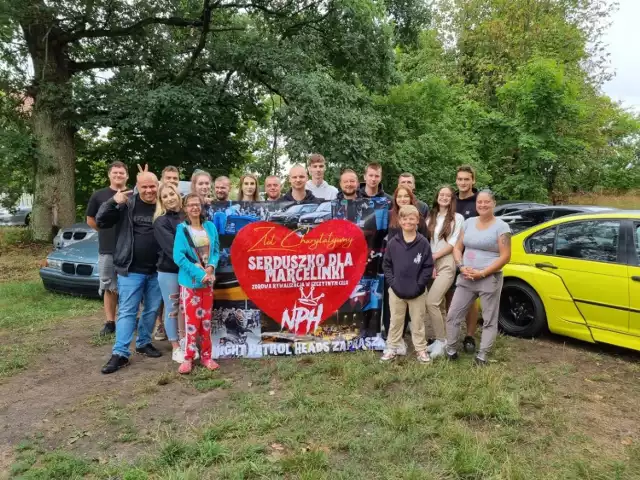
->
<box><xmin>499</xmin><ymin>280</ymin><xmax>547</xmax><ymax>337</ymax></box>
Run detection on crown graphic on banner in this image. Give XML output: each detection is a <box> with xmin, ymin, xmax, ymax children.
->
<box><xmin>297</xmin><ymin>286</ymin><xmax>325</xmax><ymax>307</ymax></box>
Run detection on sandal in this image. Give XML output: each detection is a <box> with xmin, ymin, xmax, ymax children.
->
<box><xmin>201</xmin><ymin>358</ymin><xmax>220</xmax><ymax>371</ymax></box>
<box><xmin>178</xmin><ymin>360</ymin><xmax>193</xmax><ymax>374</ymax></box>
<box><xmin>416</xmin><ymin>351</ymin><xmax>431</xmax><ymax>364</ymax></box>
<box><xmin>380</xmin><ymin>350</ymin><xmax>397</xmax><ymax>362</ymax></box>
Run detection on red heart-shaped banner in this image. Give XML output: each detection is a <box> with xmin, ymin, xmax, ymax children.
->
<box><xmin>230</xmin><ymin>220</ymin><xmax>368</xmax><ymax>335</ymax></box>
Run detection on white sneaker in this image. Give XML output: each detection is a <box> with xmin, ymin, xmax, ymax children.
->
<box><xmin>427</xmin><ymin>339</ymin><xmax>445</xmax><ymax>353</ymax></box>
<box><xmin>396</xmin><ymin>340</ymin><xmax>407</xmax><ymax>356</ymax></box>
<box><xmin>428</xmin><ymin>340</ymin><xmax>446</xmax><ymax>359</ymax></box>
<box><xmin>171</xmin><ymin>347</ymin><xmax>185</xmax><ymax>363</ymax></box>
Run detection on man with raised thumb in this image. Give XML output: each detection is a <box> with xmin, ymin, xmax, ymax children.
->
<box><xmin>96</xmin><ymin>171</ymin><xmax>164</xmax><ymax>374</ymax></box>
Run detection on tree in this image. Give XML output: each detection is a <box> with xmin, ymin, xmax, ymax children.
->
<box><xmin>374</xmin><ymin>77</ymin><xmax>481</xmax><ymax>198</ymax></box>
<box><xmin>479</xmin><ymin>57</ymin><xmax>637</xmax><ymax>202</ymax></box>
<box><xmin>439</xmin><ymin>0</ymin><xmax>614</xmax><ymax>103</ymax></box>
<box><xmin>432</xmin><ymin>0</ymin><xmax>639</xmax><ymax>201</ymax></box>
<box><xmin>0</xmin><ymin>0</ymin><xmax>396</xmax><ymax>240</ymax></box>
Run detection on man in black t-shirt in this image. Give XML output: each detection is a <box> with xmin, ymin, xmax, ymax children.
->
<box><xmin>86</xmin><ymin>161</ymin><xmax>129</xmax><ymax>336</ymax></box>
<box><xmin>96</xmin><ymin>172</ymin><xmax>164</xmax><ymax>374</ymax></box>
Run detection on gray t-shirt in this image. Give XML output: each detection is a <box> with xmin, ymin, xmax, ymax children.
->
<box><xmin>462</xmin><ymin>217</ymin><xmax>511</xmax><ymax>270</ymax></box>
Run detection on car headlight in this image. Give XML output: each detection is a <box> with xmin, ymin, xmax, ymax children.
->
<box><xmin>46</xmin><ymin>259</ymin><xmax>62</xmax><ymax>270</ymax></box>
<box><xmin>314</xmin><ymin>217</ymin><xmax>325</xmax><ymax>223</ymax></box>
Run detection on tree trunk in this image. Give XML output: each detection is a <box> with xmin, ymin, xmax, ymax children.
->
<box><xmin>30</xmin><ymin>106</ymin><xmax>76</xmax><ymax>241</ymax></box>
<box><xmin>21</xmin><ymin>18</ymin><xmax>77</xmax><ymax>241</ymax></box>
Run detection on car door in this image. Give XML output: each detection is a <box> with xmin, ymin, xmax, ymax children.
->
<box><xmin>544</xmin><ymin>219</ymin><xmax>629</xmax><ymax>335</ymax></box>
<box><xmin>521</xmin><ymin>226</ymin><xmax>594</xmax><ymax>330</ymax></box>
<box><xmin>629</xmin><ymin>222</ymin><xmax>640</xmax><ymax>337</ymax></box>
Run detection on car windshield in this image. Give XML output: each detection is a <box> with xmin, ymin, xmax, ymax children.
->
<box><xmin>318</xmin><ymin>202</ymin><xmax>331</xmax><ymax>212</ymax></box>
<box><xmin>285</xmin><ymin>205</ymin><xmax>305</xmax><ymax>213</ymax></box>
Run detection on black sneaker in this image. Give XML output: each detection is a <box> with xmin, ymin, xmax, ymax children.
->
<box><xmin>101</xmin><ymin>354</ymin><xmax>129</xmax><ymax>374</ymax></box>
<box><xmin>100</xmin><ymin>322</ymin><xmax>116</xmax><ymax>336</ymax></box>
<box><xmin>463</xmin><ymin>336</ymin><xmax>476</xmax><ymax>354</ymax></box>
<box><xmin>136</xmin><ymin>343</ymin><xmax>162</xmax><ymax>358</ymax></box>
<box><xmin>446</xmin><ymin>352</ymin><xmax>459</xmax><ymax>361</ymax></box>
<box><xmin>474</xmin><ymin>357</ymin><xmax>488</xmax><ymax>367</ymax></box>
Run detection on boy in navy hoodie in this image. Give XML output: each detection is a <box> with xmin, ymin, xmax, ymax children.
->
<box><xmin>381</xmin><ymin>205</ymin><xmax>434</xmax><ymax>363</ymax></box>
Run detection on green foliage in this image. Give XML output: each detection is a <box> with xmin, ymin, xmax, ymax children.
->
<box><xmin>486</xmin><ymin>58</ymin><xmax>590</xmax><ymax>201</ymax></box>
<box><xmin>433</xmin><ymin>0</ymin><xmax>639</xmax><ymax>201</ymax></box>
<box><xmin>0</xmin><ymin>0</ymin><xmax>638</xmax><ymax>213</ymax></box>
<box><xmin>278</xmin><ymin>71</ymin><xmax>384</xmax><ymax>179</ymax></box>
<box><xmin>374</xmin><ymin>77</ymin><xmax>481</xmax><ymax>198</ymax></box>
<box><xmin>0</xmin><ymin>0</ymin><xmax>400</xmax><ymax>229</ymax></box>
<box><xmin>0</xmin><ymin>93</ymin><xmax>35</xmax><ymax>209</ymax></box>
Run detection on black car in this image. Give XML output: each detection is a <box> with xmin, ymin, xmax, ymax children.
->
<box><xmin>494</xmin><ymin>202</ymin><xmax>547</xmax><ymax>217</ymax></box>
<box><xmin>503</xmin><ymin>206</ymin><xmax>615</xmax><ymax>234</ymax></box>
<box><xmin>298</xmin><ymin>201</ymin><xmax>332</xmax><ymax>230</ymax></box>
<box><xmin>270</xmin><ymin>203</ymin><xmax>319</xmax><ymax>228</ymax></box>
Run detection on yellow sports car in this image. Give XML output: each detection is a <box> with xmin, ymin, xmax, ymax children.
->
<box><xmin>500</xmin><ymin>211</ymin><xmax>640</xmax><ymax>352</ymax></box>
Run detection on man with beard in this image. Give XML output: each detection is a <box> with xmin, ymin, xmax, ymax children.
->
<box><xmin>97</xmin><ymin>172</ymin><xmax>164</xmax><ymax>374</ymax></box>
<box><xmin>213</xmin><ymin>176</ymin><xmax>231</xmax><ymax>202</ymax></box>
<box><xmin>335</xmin><ymin>169</ymin><xmax>361</xmax><ymax>221</ymax></box>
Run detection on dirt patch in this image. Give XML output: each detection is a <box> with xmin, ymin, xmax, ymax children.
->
<box><xmin>0</xmin><ymin>315</ymin><xmax>245</xmax><ymax>465</ymax></box>
<box><xmin>1</xmin><ymin>318</ymin><xmax>639</xmax><ymax>470</ymax></box>
<box><xmin>503</xmin><ymin>335</ymin><xmax>640</xmax><ymax>458</ymax></box>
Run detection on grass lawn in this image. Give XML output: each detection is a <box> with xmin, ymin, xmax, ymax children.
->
<box><xmin>568</xmin><ymin>191</ymin><xmax>640</xmax><ymax>209</ymax></box>
<box><xmin>1</xmin><ymin>227</ymin><xmax>639</xmax><ymax>479</ymax></box>
<box><xmin>0</xmin><ymin>280</ymin><xmax>101</xmax><ymax>379</ymax></box>
<box><xmin>8</xmin><ymin>343</ymin><xmax>640</xmax><ymax>480</ymax></box>
<box><xmin>0</xmin><ymin>228</ymin><xmax>101</xmax><ymax>378</ymax></box>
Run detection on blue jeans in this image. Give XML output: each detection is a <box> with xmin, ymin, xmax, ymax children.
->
<box><xmin>157</xmin><ymin>272</ymin><xmax>180</xmax><ymax>342</ymax></box>
<box><xmin>113</xmin><ymin>272</ymin><xmax>163</xmax><ymax>358</ymax></box>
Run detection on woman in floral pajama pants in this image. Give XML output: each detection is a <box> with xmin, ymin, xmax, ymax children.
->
<box><xmin>181</xmin><ymin>286</ymin><xmax>214</xmax><ymax>362</ymax></box>
<box><xmin>173</xmin><ymin>193</ymin><xmax>221</xmax><ymax>374</ymax></box>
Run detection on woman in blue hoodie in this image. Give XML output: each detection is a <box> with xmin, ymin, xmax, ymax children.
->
<box><xmin>173</xmin><ymin>193</ymin><xmax>220</xmax><ymax>374</ymax></box>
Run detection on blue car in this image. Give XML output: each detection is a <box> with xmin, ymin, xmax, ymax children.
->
<box><xmin>40</xmin><ymin>235</ymin><xmax>101</xmax><ymax>298</ymax></box>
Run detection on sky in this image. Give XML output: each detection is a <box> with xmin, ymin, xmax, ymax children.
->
<box><xmin>602</xmin><ymin>0</ymin><xmax>640</xmax><ymax>112</ymax></box>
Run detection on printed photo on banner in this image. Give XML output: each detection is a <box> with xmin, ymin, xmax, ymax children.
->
<box><xmin>212</xmin><ymin>300</ymin><xmax>262</xmax><ymax>359</ymax></box>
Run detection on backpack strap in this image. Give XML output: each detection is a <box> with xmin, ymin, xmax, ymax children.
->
<box><xmin>183</xmin><ymin>226</ymin><xmax>206</xmax><ymax>268</ymax></box>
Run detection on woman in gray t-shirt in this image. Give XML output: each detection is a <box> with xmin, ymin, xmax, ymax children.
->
<box><xmin>445</xmin><ymin>190</ymin><xmax>511</xmax><ymax>364</ymax></box>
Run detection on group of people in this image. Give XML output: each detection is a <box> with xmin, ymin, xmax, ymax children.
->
<box><xmin>382</xmin><ymin>180</ymin><xmax>511</xmax><ymax>365</ymax></box>
<box><xmin>86</xmin><ymin>153</ymin><xmax>511</xmax><ymax>374</ymax></box>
